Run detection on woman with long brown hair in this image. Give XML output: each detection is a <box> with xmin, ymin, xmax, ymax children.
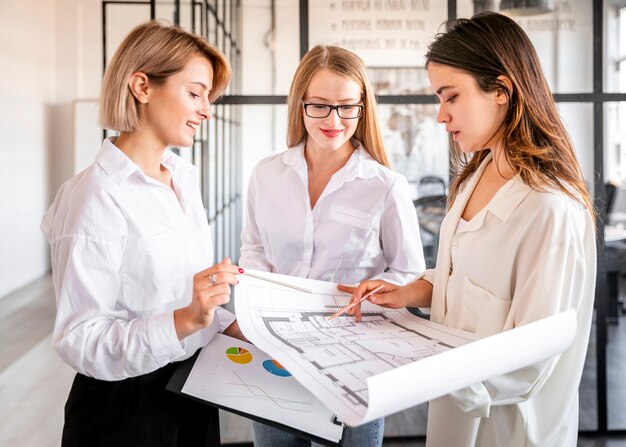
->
<box><xmin>340</xmin><ymin>12</ymin><xmax>596</xmax><ymax>447</ymax></box>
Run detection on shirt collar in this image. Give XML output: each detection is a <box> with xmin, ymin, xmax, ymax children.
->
<box><xmin>486</xmin><ymin>175</ymin><xmax>532</xmax><ymax>222</ymax></box>
<box><xmin>161</xmin><ymin>149</ymin><xmax>198</xmax><ymax>195</ymax></box>
<box><xmin>96</xmin><ymin>138</ymin><xmax>197</xmax><ymax>188</ymax></box>
<box><xmin>95</xmin><ymin>138</ymin><xmax>142</xmax><ymax>185</ymax></box>
<box><xmin>473</xmin><ymin>152</ymin><xmax>533</xmax><ymax>223</ymax></box>
<box><xmin>345</xmin><ymin>140</ymin><xmax>379</xmax><ymax>181</ymax></box>
<box><xmin>281</xmin><ymin>141</ymin><xmax>307</xmax><ymax>171</ymax></box>
<box><xmin>281</xmin><ymin>139</ymin><xmax>379</xmax><ymax>181</ymax></box>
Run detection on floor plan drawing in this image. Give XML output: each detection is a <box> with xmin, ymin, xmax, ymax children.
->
<box><xmin>234</xmin><ymin>270</ymin><xmax>578</xmax><ymax>427</ymax></box>
<box><xmin>258</xmin><ymin>306</ymin><xmax>460</xmax><ymax>408</ymax></box>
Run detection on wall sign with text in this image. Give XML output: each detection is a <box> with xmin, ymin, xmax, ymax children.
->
<box><xmin>309</xmin><ymin>0</ymin><xmax>447</xmax><ymax>68</ymax></box>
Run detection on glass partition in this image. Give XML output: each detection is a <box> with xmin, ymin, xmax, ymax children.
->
<box><xmin>605</xmin><ymin>101</ymin><xmax>626</xmax><ymax>186</ymax></box>
<box><xmin>606</xmin><ymin>4</ymin><xmax>626</xmax><ymax>94</ymax></box>
<box><xmin>378</xmin><ymin>103</ymin><xmax>448</xmax><ymax>200</ymax></box>
<box><xmin>457</xmin><ymin>0</ymin><xmax>593</xmax><ymax>94</ymax></box>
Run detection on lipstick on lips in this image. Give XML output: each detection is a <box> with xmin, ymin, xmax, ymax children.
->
<box><xmin>321</xmin><ymin>128</ymin><xmax>342</xmax><ymax>138</ymax></box>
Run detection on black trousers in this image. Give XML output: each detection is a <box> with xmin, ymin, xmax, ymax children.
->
<box><xmin>61</xmin><ymin>361</ymin><xmax>220</xmax><ymax>447</ymax></box>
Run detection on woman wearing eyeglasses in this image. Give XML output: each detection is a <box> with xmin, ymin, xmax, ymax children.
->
<box><xmin>239</xmin><ymin>45</ymin><xmax>425</xmax><ymax>447</ymax></box>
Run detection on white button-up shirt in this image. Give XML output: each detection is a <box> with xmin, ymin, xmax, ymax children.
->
<box><xmin>423</xmin><ymin>153</ymin><xmax>596</xmax><ymax>447</ymax></box>
<box><xmin>240</xmin><ymin>141</ymin><xmax>425</xmax><ymax>285</ymax></box>
<box><xmin>41</xmin><ymin>138</ymin><xmax>234</xmax><ymax>381</ymax></box>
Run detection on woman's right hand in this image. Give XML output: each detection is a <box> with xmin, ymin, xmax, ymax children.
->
<box><xmin>337</xmin><ymin>280</ymin><xmax>403</xmax><ymax>322</ymax></box>
<box><xmin>337</xmin><ymin>277</ymin><xmax>432</xmax><ymax>322</ymax></box>
<box><xmin>174</xmin><ymin>257</ymin><xmax>241</xmax><ymax>339</ymax></box>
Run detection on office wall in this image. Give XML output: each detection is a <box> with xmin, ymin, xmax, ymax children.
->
<box><xmin>0</xmin><ymin>0</ymin><xmax>56</xmax><ymax>298</ymax></box>
<box><xmin>239</xmin><ymin>0</ymin><xmax>299</xmax><ymax>210</ymax></box>
<box><xmin>0</xmin><ymin>0</ymin><xmax>101</xmax><ymax>299</ymax></box>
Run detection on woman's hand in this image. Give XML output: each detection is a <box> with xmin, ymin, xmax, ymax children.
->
<box><xmin>337</xmin><ymin>277</ymin><xmax>433</xmax><ymax>322</ymax></box>
<box><xmin>337</xmin><ymin>280</ymin><xmax>397</xmax><ymax>322</ymax></box>
<box><xmin>174</xmin><ymin>257</ymin><xmax>242</xmax><ymax>340</ymax></box>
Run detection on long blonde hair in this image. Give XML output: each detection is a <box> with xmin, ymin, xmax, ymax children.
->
<box><xmin>426</xmin><ymin>12</ymin><xmax>594</xmax><ymax>222</ymax></box>
<box><xmin>287</xmin><ymin>45</ymin><xmax>390</xmax><ymax>167</ymax></box>
<box><xmin>100</xmin><ymin>20</ymin><xmax>231</xmax><ymax>132</ymax></box>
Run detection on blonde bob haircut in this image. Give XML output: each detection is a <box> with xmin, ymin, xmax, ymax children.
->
<box><xmin>287</xmin><ymin>45</ymin><xmax>390</xmax><ymax>167</ymax></box>
<box><xmin>100</xmin><ymin>20</ymin><xmax>231</xmax><ymax>132</ymax></box>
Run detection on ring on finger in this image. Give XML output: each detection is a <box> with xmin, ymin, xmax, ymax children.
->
<box><xmin>209</xmin><ymin>273</ymin><xmax>218</xmax><ymax>285</ymax></box>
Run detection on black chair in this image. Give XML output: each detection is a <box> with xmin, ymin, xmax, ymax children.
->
<box><xmin>606</xmin><ymin>181</ymin><xmax>617</xmax><ymax>220</ymax></box>
<box><xmin>413</xmin><ymin>194</ymin><xmax>447</xmax><ymax>269</ymax></box>
<box><xmin>605</xmin><ymin>182</ymin><xmax>626</xmax><ymax>320</ymax></box>
<box><xmin>418</xmin><ymin>175</ymin><xmax>447</xmax><ymax>197</ymax></box>
<box><xmin>407</xmin><ymin>194</ymin><xmax>446</xmax><ymax>320</ymax></box>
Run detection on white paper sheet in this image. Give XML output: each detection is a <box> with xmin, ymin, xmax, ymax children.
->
<box><xmin>234</xmin><ymin>270</ymin><xmax>577</xmax><ymax>427</ymax></box>
<box><xmin>181</xmin><ymin>333</ymin><xmax>344</xmax><ymax>443</ymax></box>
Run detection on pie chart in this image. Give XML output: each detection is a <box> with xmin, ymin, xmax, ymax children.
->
<box><xmin>262</xmin><ymin>359</ymin><xmax>291</xmax><ymax>377</ymax></box>
<box><xmin>225</xmin><ymin>346</ymin><xmax>253</xmax><ymax>364</ymax></box>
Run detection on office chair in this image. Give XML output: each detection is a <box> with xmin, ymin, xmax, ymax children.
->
<box><xmin>413</xmin><ymin>194</ymin><xmax>447</xmax><ymax>269</ymax></box>
<box><xmin>605</xmin><ymin>181</ymin><xmax>617</xmax><ymax>221</ymax></box>
<box><xmin>418</xmin><ymin>175</ymin><xmax>447</xmax><ymax>197</ymax></box>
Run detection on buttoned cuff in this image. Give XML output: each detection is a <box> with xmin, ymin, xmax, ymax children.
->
<box><xmin>423</xmin><ymin>268</ymin><xmax>435</xmax><ymax>285</ymax></box>
<box><xmin>449</xmin><ymin>382</ymin><xmax>492</xmax><ymax>418</ymax></box>
<box><xmin>147</xmin><ymin>311</ymin><xmax>186</xmax><ymax>367</ymax></box>
<box><xmin>417</xmin><ymin>270</ymin><xmax>433</xmax><ymax>314</ymax></box>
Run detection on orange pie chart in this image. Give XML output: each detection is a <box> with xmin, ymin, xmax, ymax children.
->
<box><xmin>225</xmin><ymin>347</ymin><xmax>253</xmax><ymax>364</ymax></box>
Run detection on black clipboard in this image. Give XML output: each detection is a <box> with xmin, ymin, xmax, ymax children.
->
<box><xmin>166</xmin><ymin>350</ymin><xmax>345</xmax><ymax>447</ymax></box>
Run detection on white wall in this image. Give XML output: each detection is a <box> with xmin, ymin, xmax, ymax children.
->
<box><xmin>240</xmin><ymin>0</ymin><xmax>298</xmax><ymax>211</ymax></box>
<box><xmin>0</xmin><ymin>0</ymin><xmax>102</xmax><ymax>299</ymax></box>
<box><xmin>0</xmin><ymin>0</ymin><xmax>56</xmax><ymax>298</ymax></box>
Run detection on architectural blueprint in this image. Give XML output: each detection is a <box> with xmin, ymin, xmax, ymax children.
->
<box><xmin>234</xmin><ymin>270</ymin><xmax>577</xmax><ymax>427</ymax></box>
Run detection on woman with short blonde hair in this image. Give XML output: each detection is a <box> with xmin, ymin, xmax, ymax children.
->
<box><xmin>42</xmin><ymin>20</ymin><xmax>243</xmax><ymax>446</ymax></box>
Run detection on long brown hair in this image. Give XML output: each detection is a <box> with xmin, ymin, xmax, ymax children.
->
<box><xmin>426</xmin><ymin>12</ymin><xmax>594</xmax><ymax>221</ymax></box>
<box><xmin>287</xmin><ymin>45</ymin><xmax>390</xmax><ymax>167</ymax></box>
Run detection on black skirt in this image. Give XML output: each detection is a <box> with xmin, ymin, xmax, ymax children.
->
<box><xmin>61</xmin><ymin>361</ymin><xmax>220</xmax><ymax>447</ymax></box>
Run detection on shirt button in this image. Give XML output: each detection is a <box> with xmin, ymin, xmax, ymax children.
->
<box><xmin>453</xmin><ymin>242</ymin><xmax>458</xmax><ymax>249</ymax></box>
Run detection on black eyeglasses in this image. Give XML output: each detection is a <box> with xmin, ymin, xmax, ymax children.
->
<box><xmin>301</xmin><ymin>102</ymin><xmax>364</xmax><ymax>119</ymax></box>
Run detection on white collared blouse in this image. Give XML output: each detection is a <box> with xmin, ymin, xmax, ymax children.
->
<box><xmin>423</xmin><ymin>153</ymin><xmax>596</xmax><ymax>447</ymax></box>
<box><xmin>41</xmin><ymin>138</ymin><xmax>234</xmax><ymax>381</ymax></box>
<box><xmin>240</xmin><ymin>141</ymin><xmax>425</xmax><ymax>285</ymax></box>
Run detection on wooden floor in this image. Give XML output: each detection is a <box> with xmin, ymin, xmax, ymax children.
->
<box><xmin>0</xmin><ymin>274</ymin><xmax>625</xmax><ymax>446</ymax></box>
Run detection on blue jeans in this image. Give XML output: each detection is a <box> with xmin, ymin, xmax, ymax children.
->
<box><xmin>251</xmin><ymin>418</ymin><xmax>384</xmax><ymax>447</ymax></box>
